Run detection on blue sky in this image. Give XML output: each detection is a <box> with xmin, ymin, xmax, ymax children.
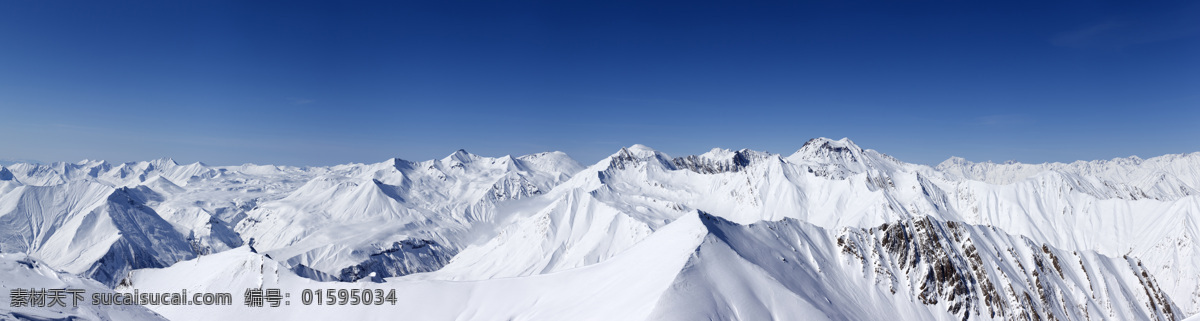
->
<box><xmin>1</xmin><ymin>1</ymin><xmax>1197</xmax><ymax>166</ymax></box>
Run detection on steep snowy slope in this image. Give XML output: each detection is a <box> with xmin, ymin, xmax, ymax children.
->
<box><xmin>123</xmin><ymin>213</ymin><xmax>707</xmax><ymax>321</ymax></box>
<box><xmin>650</xmin><ymin>213</ymin><xmax>1181</xmax><ymax>321</ymax></box>
<box><xmin>416</xmin><ymin>140</ymin><xmax>921</xmax><ymax>281</ymax></box>
<box><xmin>406</xmin><ymin>139</ymin><xmax>1200</xmax><ymax>317</ymax></box>
<box><xmin>120</xmin><ymin>211</ymin><xmax>1180</xmax><ymax>321</ymax></box>
<box><xmin>0</xmin><ymin>253</ymin><xmax>167</xmax><ymax>321</ymax></box>
<box><xmin>0</xmin><ymin>181</ymin><xmax>195</xmax><ymax>286</ymax></box>
<box><xmin>416</xmin><ymin>188</ymin><xmax>656</xmax><ymax>280</ymax></box>
<box><xmin>933</xmin><ymin>172</ymin><xmax>1200</xmax><ymax>315</ymax></box>
<box><xmin>404</xmin><ymin>145</ymin><xmax>797</xmax><ymax>281</ymax></box>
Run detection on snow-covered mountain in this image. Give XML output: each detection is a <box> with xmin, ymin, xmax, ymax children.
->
<box><xmin>233</xmin><ymin>150</ymin><xmax>583</xmax><ymax>281</ymax></box>
<box><xmin>0</xmin><ymin>253</ymin><xmax>167</xmax><ymax>320</ymax></box>
<box><xmin>0</xmin><ymin>152</ymin><xmax>583</xmax><ymax>285</ymax></box>
<box><xmin>2</xmin><ymin>139</ymin><xmax>1198</xmax><ymax>320</ymax></box>
<box><xmin>0</xmin><ymin>180</ymin><xmax>196</xmax><ymax>286</ymax></box>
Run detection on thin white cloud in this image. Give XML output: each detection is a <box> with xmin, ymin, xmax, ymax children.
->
<box><xmin>976</xmin><ymin>114</ymin><xmax>1032</xmax><ymax>127</ymax></box>
<box><xmin>1051</xmin><ymin>21</ymin><xmax>1126</xmax><ymax>48</ymax></box>
<box><xmin>289</xmin><ymin>98</ymin><xmax>315</xmax><ymax>105</ymax></box>
<box><xmin>1051</xmin><ymin>18</ymin><xmax>1200</xmax><ymax>49</ymax></box>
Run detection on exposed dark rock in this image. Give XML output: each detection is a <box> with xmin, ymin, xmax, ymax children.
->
<box><xmin>336</xmin><ymin>239</ymin><xmax>456</xmax><ymax>282</ymax></box>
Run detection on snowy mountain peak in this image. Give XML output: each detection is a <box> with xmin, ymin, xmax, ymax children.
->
<box><xmin>627</xmin><ymin>143</ymin><xmax>656</xmax><ymax>153</ymax></box>
<box><xmin>387</xmin><ymin>157</ymin><xmax>413</xmax><ymax>169</ymax></box>
<box><xmin>671</xmin><ymin>148</ymin><xmax>767</xmax><ymax>174</ymax></box>
<box><xmin>937</xmin><ymin>156</ymin><xmax>970</xmax><ymax>168</ymax></box>
<box><xmin>613</xmin><ymin>144</ymin><xmax>662</xmax><ymax>159</ymax></box>
<box><xmin>611</xmin><ymin>145</ymin><xmax>655</xmax><ymax>160</ymax></box>
<box><xmin>516</xmin><ymin>151</ymin><xmax>572</xmax><ymax>165</ymax></box>
<box><xmin>443</xmin><ymin>149</ymin><xmax>476</xmax><ymax>165</ymax></box>
<box><xmin>75</xmin><ymin>159</ymin><xmax>108</xmax><ymax>167</ymax></box>
<box><xmin>605</xmin><ymin>144</ymin><xmax>674</xmax><ymax>171</ymax></box>
<box><xmin>786</xmin><ymin>137</ymin><xmax>905</xmax><ymax>179</ymax></box>
<box><xmin>516</xmin><ymin>151</ymin><xmax>584</xmax><ymax>175</ymax></box>
<box><xmin>794</xmin><ymin>137</ymin><xmax>863</xmax><ymax>158</ymax></box>
<box><xmin>700</xmin><ymin>147</ymin><xmax>735</xmax><ymax>159</ymax></box>
<box><xmin>518</xmin><ymin>151</ymin><xmax>570</xmax><ymax>160</ymax></box>
<box><xmin>150</xmin><ymin>157</ymin><xmax>179</xmax><ymax>167</ymax></box>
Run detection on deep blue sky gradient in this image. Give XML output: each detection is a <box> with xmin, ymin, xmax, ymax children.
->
<box><xmin>1</xmin><ymin>1</ymin><xmax>1198</xmax><ymax>166</ymax></box>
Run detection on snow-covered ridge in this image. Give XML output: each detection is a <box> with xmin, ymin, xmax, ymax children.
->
<box><xmin>116</xmin><ymin>212</ymin><xmax>1182</xmax><ymax>321</ymax></box>
<box><xmin>0</xmin><ymin>150</ymin><xmax>583</xmax><ymax>284</ymax></box>
<box><xmin>937</xmin><ymin>152</ymin><xmax>1200</xmax><ymax>200</ymax></box>
<box><xmin>656</xmin><ymin>212</ymin><xmax>1183</xmax><ymax>321</ymax></box>
<box><xmin>3</xmin><ymin>139</ymin><xmax>1200</xmax><ymax>320</ymax></box>
<box><xmin>0</xmin><ymin>180</ymin><xmax>196</xmax><ymax>286</ymax></box>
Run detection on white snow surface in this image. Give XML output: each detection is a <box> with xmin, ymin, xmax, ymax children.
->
<box><xmin>0</xmin><ymin>253</ymin><xmax>167</xmax><ymax>320</ymax></box>
<box><xmin>2</xmin><ymin>139</ymin><xmax>1199</xmax><ymax>320</ymax></box>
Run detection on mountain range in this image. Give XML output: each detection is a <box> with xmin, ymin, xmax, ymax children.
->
<box><xmin>2</xmin><ymin>138</ymin><xmax>1197</xmax><ymax>320</ymax></box>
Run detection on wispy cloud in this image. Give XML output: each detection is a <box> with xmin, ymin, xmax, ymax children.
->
<box><xmin>1051</xmin><ymin>21</ymin><xmax>1126</xmax><ymax>48</ymax></box>
<box><xmin>976</xmin><ymin>114</ymin><xmax>1032</xmax><ymax>128</ymax></box>
<box><xmin>289</xmin><ymin>98</ymin><xmax>315</xmax><ymax>105</ymax></box>
<box><xmin>1051</xmin><ymin>19</ymin><xmax>1200</xmax><ymax>49</ymax></box>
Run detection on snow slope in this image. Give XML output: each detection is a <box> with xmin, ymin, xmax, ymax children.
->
<box><xmin>0</xmin><ymin>151</ymin><xmax>583</xmax><ymax>285</ymax></box>
<box><xmin>234</xmin><ymin>150</ymin><xmax>583</xmax><ymax>280</ymax></box>
<box><xmin>124</xmin><ymin>213</ymin><xmax>707</xmax><ymax>321</ymax></box>
<box><xmin>0</xmin><ymin>181</ymin><xmax>195</xmax><ymax>286</ymax></box>
<box><xmin>411</xmin><ymin>139</ymin><xmax>1198</xmax><ymax>318</ymax></box>
<box><xmin>3</xmin><ymin>139</ymin><xmax>1199</xmax><ymax>320</ymax></box>
<box><xmin>653</xmin><ymin>213</ymin><xmax>1182</xmax><ymax>320</ymax></box>
<box><xmin>0</xmin><ymin>253</ymin><xmax>167</xmax><ymax>321</ymax></box>
<box><xmin>121</xmin><ymin>211</ymin><xmax>1180</xmax><ymax>321</ymax></box>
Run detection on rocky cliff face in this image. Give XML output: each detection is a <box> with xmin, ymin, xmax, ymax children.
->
<box><xmin>838</xmin><ymin>217</ymin><xmax>1181</xmax><ymax>321</ymax></box>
